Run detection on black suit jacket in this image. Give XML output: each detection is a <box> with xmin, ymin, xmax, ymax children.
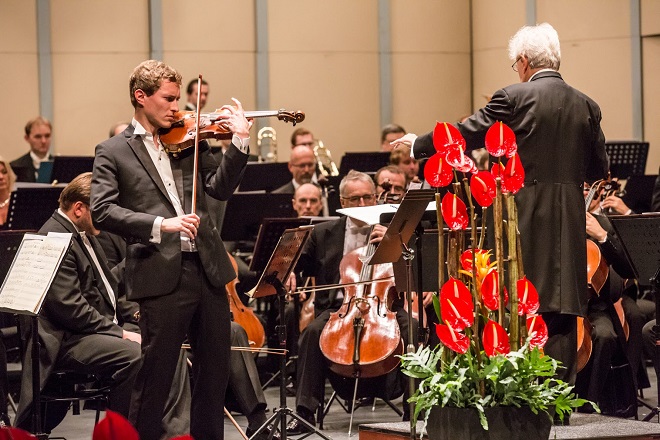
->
<box><xmin>272</xmin><ymin>180</ymin><xmax>295</xmax><ymax>194</ymax></box>
<box><xmin>10</xmin><ymin>152</ymin><xmax>53</xmax><ymax>183</ymax></box>
<box><xmin>413</xmin><ymin>71</ymin><xmax>609</xmax><ymax>316</ymax></box>
<box><xmin>296</xmin><ymin>217</ymin><xmax>347</xmax><ymax>313</ymax></box>
<box><xmin>91</xmin><ymin>124</ymin><xmax>248</xmax><ymax>300</ymax></box>
<box><xmin>16</xmin><ymin>210</ymin><xmax>123</xmax><ymax>427</ymax></box>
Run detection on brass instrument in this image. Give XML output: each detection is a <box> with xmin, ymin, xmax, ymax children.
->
<box><xmin>257</xmin><ymin>126</ymin><xmax>277</xmax><ymax>162</ymax></box>
<box><xmin>313</xmin><ymin>140</ymin><xmax>339</xmax><ymax>177</ymax></box>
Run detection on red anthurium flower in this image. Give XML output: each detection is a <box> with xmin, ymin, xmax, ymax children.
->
<box><xmin>93</xmin><ymin>410</ymin><xmax>140</xmax><ymax>440</ymax></box>
<box><xmin>480</xmin><ymin>270</ymin><xmax>499</xmax><ymax>311</ymax></box>
<box><xmin>441</xmin><ymin>192</ymin><xmax>468</xmax><ymax>230</ymax></box>
<box><xmin>517</xmin><ymin>276</ymin><xmax>540</xmax><ymax>315</ymax></box>
<box><xmin>482</xmin><ymin>320</ymin><xmax>511</xmax><ymax>357</ymax></box>
<box><xmin>444</xmin><ymin>143</ymin><xmax>467</xmax><ymax>168</ymax></box>
<box><xmin>436</xmin><ymin>321</ymin><xmax>470</xmax><ymax>354</ymax></box>
<box><xmin>424</xmin><ymin>152</ymin><xmax>454</xmax><ymax>188</ymax></box>
<box><xmin>455</xmin><ymin>155</ymin><xmax>477</xmax><ymax>174</ymax></box>
<box><xmin>491</xmin><ymin>162</ymin><xmax>505</xmax><ymax>180</ymax></box>
<box><xmin>0</xmin><ymin>427</ymin><xmax>37</xmax><ymax>439</ymax></box>
<box><xmin>440</xmin><ymin>296</ymin><xmax>474</xmax><ymax>331</ymax></box>
<box><xmin>502</xmin><ymin>153</ymin><xmax>525</xmax><ymax>194</ymax></box>
<box><xmin>485</xmin><ymin>121</ymin><xmax>516</xmax><ymax>158</ymax></box>
<box><xmin>526</xmin><ymin>314</ymin><xmax>549</xmax><ymax>348</ymax></box>
<box><xmin>440</xmin><ymin>276</ymin><xmax>473</xmax><ymax>303</ymax></box>
<box><xmin>460</xmin><ymin>249</ymin><xmax>484</xmax><ymax>271</ymax></box>
<box><xmin>470</xmin><ymin>171</ymin><xmax>497</xmax><ymax>207</ymax></box>
<box><xmin>433</xmin><ymin>121</ymin><xmax>466</xmax><ymax>154</ymax></box>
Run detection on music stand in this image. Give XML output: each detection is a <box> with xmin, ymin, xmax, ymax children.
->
<box><xmin>607</xmin><ymin>214</ymin><xmax>660</xmax><ymax>421</ymax></box>
<box><xmin>237</xmin><ymin>162</ymin><xmax>292</xmax><ymax>192</ymax></box>
<box><xmin>247</xmin><ymin>227</ymin><xmax>330</xmax><ymax>440</ymax></box>
<box><xmin>338</xmin><ymin>152</ymin><xmax>390</xmax><ymax>176</ymax></box>
<box><xmin>249</xmin><ymin>218</ymin><xmax>311</xmax><ymax>273</ymax></box>
<box><xmin>6</xmin><ymin>184</ymin><xmax>64</xmax><ymax>231</ymax></box>
<box><xmin>51</xmin><ymin>156</ymin><xmax>95</xmax><ymax>183</ymax></box>
<box><xmin>220</xmin><ymin>192</ymin><xmax>294</xmax><ymax>242</ymax></box>
<box><xmin>605</xmin><ymin>141</ymin><xmax>649</xmax><ymax>178</ymax></box>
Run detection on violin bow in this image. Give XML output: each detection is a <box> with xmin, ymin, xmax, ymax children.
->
<box><xmin>191</xmin><ymin>74</ymin><xmax>203</xmax><ymax>215</ymax></box>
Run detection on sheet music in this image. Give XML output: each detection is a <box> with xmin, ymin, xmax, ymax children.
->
<box><xmin>0</xmin><ymin>232</ymin><xmax>71</xmax><ymax>315</ymax></box>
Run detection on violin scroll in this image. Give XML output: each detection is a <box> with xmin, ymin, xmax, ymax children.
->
<box><xmin>276</xmin><ymin>109</ymin><xmax>305</xmax><ymax>126</ymax></box>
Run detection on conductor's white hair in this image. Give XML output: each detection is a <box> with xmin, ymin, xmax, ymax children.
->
<box><xmin>508</xmin><ymin>23</ymin><xmax>561</xmax><ymax>71</ymax></box>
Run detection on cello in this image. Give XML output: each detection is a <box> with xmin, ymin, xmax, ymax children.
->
<box><xmin>226</xmin><ymin>253</ymin><xmax>266</xmax><ymax>348</ymax></box>
<box><xmin>319</xmin><ymin>235</ymin><xmax>404</xmax><ymax>379</ymax></box>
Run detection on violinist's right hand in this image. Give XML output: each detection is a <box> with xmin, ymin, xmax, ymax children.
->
<box><xmin>390</xmin><ymin>133</ymin><xmax>417</xmax><ymax>151</ymax></box>
<box><xmin>162</xmin><ymin>213</ymin><xmax>200</xmax><ymax>240</ymax></box>
<box><xmin>285</xmin><ymin>272</ymin><xmax>306</xmax><ymax>301</ymax></box>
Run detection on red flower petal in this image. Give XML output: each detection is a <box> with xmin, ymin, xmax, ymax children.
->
<box><xmin>445</xmin><ymin>143</ymin><xmax>467</xmax><ymax>168</ymax></box>
<box><xmin>503</xmin><ymin>153</ymin><xmax>525</xmax><ymax>194</ymax></box>
<box><xmin>480</xmin><ymin>270</ymin><xmax>499</xmax><ymax>311</ymax></box>
<box><xmin>470</xmin><ymin>171</ymin><xmax>497</xmax><ymax>207</ymax></box>
<box><xmin>0</xmin><ymin>427</ymin><xmax>37</xmax><ymax>439</ymax></box>
<box><xmin>455</xmin><ymin>155</ymin><xmax>477</xmax><ymax>174</ymax></box>
<box><xmin>482</xmin><ymin>320</ymin><xmax>510</xmax><ymax>357</ymax></box>
<box><xmin>517</xmin><ymin>276</ymin><xmax>540</xmax><ymax>315</ymax></box>
<box><xmin>433</xmin><ymin>122</ymin><xmax>466</xmax><ymax>154</ymax></box>
<box><xmin>424</xmin><ymin>152</ymin><xmax>454</xmax><ymax>188</ymax></box>
<box><xmin>491</xmin><ymin>162</ymin><xmax>505</xmax><ymax>180</ymax></box>
<box><xmin>93</xmin><ymin>410</ymin><xmax>140</xmax><ymax>440</ymax></box>
<box><xmin>485</xmin><ymin>121</ymin><xmax>516</xmax><ymax>158</ymax></box>
<box><xmin>441</xmin><ymin>192</ymin><xmax>468</xmax><ymax>230</ymax></box>
<box><xmin>440</xmin><ymin>277</ymin><xmax>473</xmax><ymax>303</ymax></box>
<box><xmin>526</xmin><ymin>314</ymin><xmax>549</xmax><ymax>348</ymax></box>
<box><xmin>436</xmin><ymin>322</ymin><xmax>470</xmax><ymax>354</ymax></box>
<box><xmin>440</xmin><ymin>296</ymin><xmax>474</xmax><ymax>331</ymax></box>
<box><xmin>171</xmin><ymin>437</ymin><xmax>194</xmax><ymax>440</ymax></box>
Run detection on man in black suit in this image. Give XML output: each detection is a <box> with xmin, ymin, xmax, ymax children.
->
<box><xmin>184</xmin><ymin>78</ymin><xmax>209</xmax><ymax>112</ymax></box>
<box><xmin>10</xmin><ymin>116</ymin><xmax>54</xmax><ymax>182</ymax></box>
<box><xmin>285</xmin><ymin>170</ymin><xmax>412</xmax><ymax>434</ymax></box>
<box><xmin>395</xmin><ymin>23</ymin><xmax>609</xmax><ymax>388</ymax></box>
<box><xmin>15</xmin><ymin>173</ymin><xmax>142</xmax><ymax>432</ymax></box>
<box><xmin>91</xmin><ymin>60</ymin><xmax>250</xmax><ymax>440</ymax></box>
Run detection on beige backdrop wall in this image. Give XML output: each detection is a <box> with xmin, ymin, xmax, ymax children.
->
<box><xmin>0</xmin><ymin>0</ymin><xmax>657</xmax><ymax>174</ymax></box>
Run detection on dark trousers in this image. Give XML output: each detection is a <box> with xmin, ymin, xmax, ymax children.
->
<box><xmin>129</xmin><ymin>253</ymin><xmax>230</xmax><ymax>440</ymax></box>
<box><xmin>542</xmin><ymin>312</ymin><xmax>577</xmax><ymax>385</ymax></box>
<box><xmin>226</xmin><ymin>322</ymin><xmax>267</xmax><ymax>416</ymax></box>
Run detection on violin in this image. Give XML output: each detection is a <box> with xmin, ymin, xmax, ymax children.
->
<box><xmin>159</xmin><ymin>108</ymin><xmax>305</xmax><ymax>155</ymax></box>
<box><xmin>226</xmin><ymin>253</ymin><xmax>266</xmax><ymax>348</ymax></box>
<box><xmin>319</xmin><ymin>238</ymin><xmax>403</xmax><ymax>379</ymax></box>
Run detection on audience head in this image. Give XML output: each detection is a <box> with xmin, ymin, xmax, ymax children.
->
<box><xmin>290</xmin><ymin>127</ymin><xmax>314</xmax><ymax>149</ymax></box>
<box><xmin>0</xmin><ymin>156</ymin><xmax>16</xmax><ymax>196</ymax></box>
<box><xmin>129</xmin><ymin>60</ymin><xmax>182</xmax><ymax>109</ymax></box>
<box><xmin>292</xmin><ymin>183</ymin><xmax>323</xmax><ymax>217</ymax></box>
<box><xmin>339</xmin><ymin>170</ymin><xmax>377</xmax><ymax>209</ymax></box>
<box><xmin>380</xmin><ymin>124</ymin><xmax>406</xmax><ymax>152</ymax></box>
<box><xmin>186</xmin><ymin>78</ymin><xmax>209</xmax><ymax>110</ymax></box>
<box><xmin>59</xmin><ymin>172</ymin><xmax>99</xmax><ymax>235</ymax></box>
<box><xmin>389</xmin><ymin>147</ymin><xmax>419</xmax><ymax>185</ymax></box>
<box><xmin>288</xmin><ymin>145</ymin><xmax>317</xmax><ymax>185</ymax></box>
<box><xmin>24</xmin><ymin>116</ymin><xmax>52</xmax><ymax>159</ymax></box>
<box><xmin>374</xmin><ymin>165</ymin><xmax>406</xmax><ymax>199</ymax></box>
<box><xmin>509</xmin><ymin>23</ymin><xmax>561</xmax><ymax>82</ymax></box>
<box><xmin>109</xmin><ymin>121</ymin><xmax>130</xmax><ymax>138</ymax></box>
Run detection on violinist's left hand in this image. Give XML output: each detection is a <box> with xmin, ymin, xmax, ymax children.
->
<box><xmin>369</xmin><ymin>224</ymin><xmax>387</xmax><ymax>244</ymax></box>
<box><xmin>217</xmin><ymin>98</ymin><xmax>252</xmax><ymax>139</ymax></box>
<box><xmin>600</xmin><ymin>194</ymin><xmax>632</xmax><ymax>215</ymax></box>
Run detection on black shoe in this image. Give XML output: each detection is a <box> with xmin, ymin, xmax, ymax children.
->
<box><xmin>286</xmin><ymin>412</ymin><xmax>315</xmax><ymax>435</ymax></box>
<box><xmin>246</xmin><ymin>424</ymin><xmax>281</xmax><ymax>440</ymax></box>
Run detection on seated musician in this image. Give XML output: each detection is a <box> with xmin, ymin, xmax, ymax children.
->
<box><xmin>15</xmin><ymin>173</ymin><xmax>142</xmax><ymax>433</ymax></box>
<box><xmin>285</xmin><ymin>170</ymin><xmax>414</xmax><ymax>434</ymax></box>
<box><xmin>272</xmin><ymin>145</ymin><xmax>318</xmax><ymax>194</ymax></box>
<box><xmin>575</xmin><ymin>181</ymin><xmax>648</xmax><ymax>415</ymax></box>
<box><xmin>0</xmin><ymin>156</ymin><xmax>16</xmax><ymax>229</ymax></box>
<box><xmin>374</xmin><ymin>165</ymin><xmax>406</xmax><ymax>202</ymax></box>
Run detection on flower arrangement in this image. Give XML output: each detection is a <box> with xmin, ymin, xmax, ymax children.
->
<box><xmin>399</xmin><ymin>122</ymin><xmax>593</xmax><ymax>433</ymax></box>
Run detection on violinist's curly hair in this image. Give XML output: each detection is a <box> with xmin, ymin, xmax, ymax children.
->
<box><xmin>129</xmin><ymin>60</ymin><xmax>182</xmax><ymax>108</ymax></box>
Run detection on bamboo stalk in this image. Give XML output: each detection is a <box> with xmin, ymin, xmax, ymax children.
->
<box><xmin>505</xmin><ymin>193</ymin><xmax>519</xmax><ymax>350</ymax></box>
<box><xmin>494</xmin><ymin>178</ymin><xmax>505</xmax><ymax>326</ymax></box>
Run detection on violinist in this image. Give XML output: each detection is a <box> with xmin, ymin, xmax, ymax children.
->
<box><xmin>374</xmin><ymin>165</ymin><xmax>406</xmax><ymax>201</ymax></box>
<box><xmin>284</xmin><ymin>170</ymin><xmax>414</xmax><ymax>435</ymax></box>
<box><xmin>576</xmin><ymin>181</ymin><xmax>647</xmax><ymax>415</ymax></box>
<box><xmin>91</xmin><ymin>60</ymin><xmax>250</xmax><ymax>440</ymax></box>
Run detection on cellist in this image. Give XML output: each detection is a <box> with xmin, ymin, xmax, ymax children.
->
<box><xmin>284</xmin><ymin>170</ymin><xmax>414</xmax><ymax>435</ymax></box>
<box><xmin>575</xmin><ymin>181</ymin><xmax>648</xmax><ymax>415</ymax></box>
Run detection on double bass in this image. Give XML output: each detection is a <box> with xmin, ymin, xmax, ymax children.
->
<box><xmin>319</xmin><ymin>232</ymin><xmax>403</xmax><ymax>378</ymax></box>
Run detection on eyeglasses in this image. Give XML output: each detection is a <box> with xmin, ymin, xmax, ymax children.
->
<box><xmin>341</xmin><ymin>194</ymin><xmax>376</xmax><ymax>204</ymax></box>
<box><xmin>511</xmin><ymin>57</ymin><xmax>522</xmax><ymax>72</ymax></box>
<box><xmin>292</xmin><ymin>162</ymin><xmax>316</xmax><ymax>169</ymax></box>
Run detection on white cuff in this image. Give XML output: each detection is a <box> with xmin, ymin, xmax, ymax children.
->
<box><xmin>150</xmin><ymin>216</ymin><xmax>164</xmax><ymax>243</ymax></box>
<box><xmin>232</xmin><ymin>134</ymin><xmax>250</xmax><ymax>155</ymax></box>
